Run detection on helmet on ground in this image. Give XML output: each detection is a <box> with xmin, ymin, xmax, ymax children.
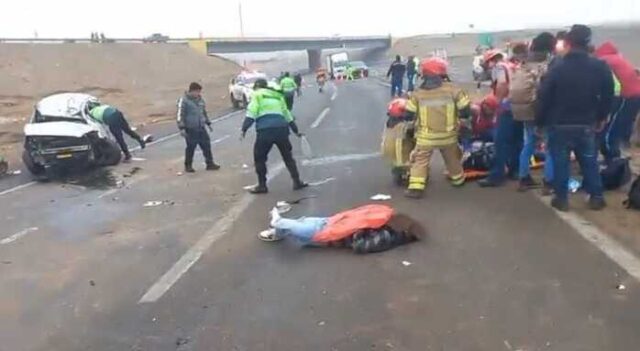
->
<box><xmin>481</xmin><ymin>94</ymin><xmax>499</xmax><ymax>111</ymax></box>
<box><xmin>483</xmin><ymin>49</ymin><xmax>503</xmax><ymax>63</ymax></box>
<box><xmin>420</xmin><ymin>57</ymin><xmax>448</xmax><ymax>76</ymax></box>
<box><xmin>387</xmin><ymin>98</ymin><xmax>408</xmax><ymax>118</ymax></box>
<box><xmin>254</xmin><ymin>78</ymin><xmax>268</xmax><ymax>90</ymax></box>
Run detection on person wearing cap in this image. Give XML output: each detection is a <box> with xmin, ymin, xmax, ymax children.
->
<box><xmin>241</xmin><ymin>78</ymin><xmax>308</xmax><ymax>194</ymax></box>
<box><xmin>177</xmin><ymin>82</ymin><xmax>220</xmax><ymax>173</ymax></box>
<box><xmin>535</xmin><ymin>24</ymin><xmax>613</xmax><ymax>211</ymax></box>
<box><xmin>404</xmin><ymin>57</ymin><xmax>470</xmax><ymax>199</ymax></box>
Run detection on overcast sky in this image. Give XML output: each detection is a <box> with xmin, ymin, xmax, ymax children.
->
<box><xmin>1</xmin><ymin>0</ymin><xmax>639</xmax><ymax>38</ymax></box>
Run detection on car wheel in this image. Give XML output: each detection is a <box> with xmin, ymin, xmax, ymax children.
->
<box><xmin>94</xmin><ymin>139</ymin><xmax>122</xmax><ymax>166</ymax></box>
<box><xmin>22</xmin><ymin>150</ymin><xmax>46</xmax><ymax>178</ymax></box>
<box><xmin>230</xmin><ymin>94</ymin><xmax>241</xmax><ymax>109</ymax></box>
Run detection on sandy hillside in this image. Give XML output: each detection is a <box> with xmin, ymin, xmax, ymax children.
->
<box><xmin>0</xmin><ymin>43</ymin><xmax>239</xmax><ymax>160</ymax></box>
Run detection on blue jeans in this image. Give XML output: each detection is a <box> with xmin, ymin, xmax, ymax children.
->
<box><xmin>620</xmin><ymin>97</ymin><xmax>640</xmax><ymax>143</ymax></box>
<box><xmin>391</xmin><ymin>78</ymin><xmax>403</xmax><ymax>97</ymax></box>
<box><xmin>519</xmin><ymin>122</ymin><xmax>537</xmax><ymax>178</ymax></box>
<box><xmin>600</xmin><ymin>97</ymin><xmax>624</xmax><ymax>161</ymax></box>
<box><xmin>543</xmin><ymin>133</ymin><xmax>554</xmax><ymax>183</ymax></box>
<box><xmin>548</xmin><ymin>126</ymin><xmax>603</xmax><ymax>201</ymax></box>
<box><xmin>407</xmin><ymin>73</ymin><xmax>416</xmax><ymax>92</ymax></box>
<box><xmin>272</xmin><ymin>217</ymin><xmax>328</xmax><ymax>245</ymax></box>
<box><xmin>488</xmin><ymin>111</ymin><xmax>523</xmax><ymax>182</ymax></box>
<box><xmin>461</xmin><ymin>129</ymin><xmax>495</xmax><ymax>151</ymax></box>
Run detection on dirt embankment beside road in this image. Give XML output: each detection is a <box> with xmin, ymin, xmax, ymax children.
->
<box><xmin>0</xmin><ymin>43</ymin><xmax>239</xmax><ymax>163</ymax></box>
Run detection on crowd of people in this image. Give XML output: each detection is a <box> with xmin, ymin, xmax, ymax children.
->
<box><xmin>384</xmin><ymin>24</ymin><xmax>640</xmax><ymax>212</ymax></box>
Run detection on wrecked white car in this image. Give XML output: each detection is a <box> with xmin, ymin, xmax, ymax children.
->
<box><xmin>22</xmin><ymin>93</ymin><xmax>122</xmax><ymax>178</ymax></box>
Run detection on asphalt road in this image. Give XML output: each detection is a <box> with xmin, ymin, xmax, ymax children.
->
<box><xmin>1</xmin><ymin>76</ymin><xmax>640</xmax><ymax>351</ymax></box>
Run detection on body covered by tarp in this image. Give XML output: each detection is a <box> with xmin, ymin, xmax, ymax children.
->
<box><xmin>312</xmin><ymin>204</ymin><xmax>394</xmax><ymax>243</ymax></box>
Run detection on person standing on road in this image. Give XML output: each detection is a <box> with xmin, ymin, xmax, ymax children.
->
<box><xmin>294</xmin><ymin>73</ymin><xmax>303</xmax><ymax>97</ymax></box>
<box><xmin>89</xmin><ymin>103</ymin><xmax>146</xmax><ymax>162</ymax></box>
<box><xmin>406</xmin><ymin>56</ymin><xmax>418</xmax><ymax>92</ymax></box>
<box><xmin>387</xmin><ymin>55</ymin><xmax>406</xmax><ymax>98</ymax></box>
<box><xmin>478</xmin><ymin>49</ymin><xmax>523</xmax><ymax>187</ymax></box>
<box><xmin>280</xmin><ymin>72</ymin><xmax>298</xmax><ymax>111</ymax></box>
<box><xmin>404</xmin><ymin>58</ymin><xmax>470</xmax><ymax>199</ymax></box>
<box><xmin>177</xmin><ymin>82</ymin><xmax>220</xmax><ymax>173</ymax></box>
<box><xmin>535</xmin><ymin>24</ymin><xmax>613</xmax><ymax>212</ymax></box>
<box><xmin>241</xmin><ymin>79</ymin><xmax>308</xmax><ymax>194</ymax></box>
<box><xmin>595</xmin><ymin>41</ymin><xmax>640</xmax><ymax>158</ymax></box>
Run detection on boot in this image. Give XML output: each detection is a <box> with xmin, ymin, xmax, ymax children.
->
<box><xmin>517</xmin><ymin>175</ymin><xmax>540</xmax><ymax>192</ymax></box>
<box><xmin>404</xmin><ymin>189</ymin><xmax>424</xmax><ymax>199</ymax></box>
<box><xmin>541</xmin><ymin>180</ymin><xmax>554</xmax><ymax>196</ymax></box>
<box><xmin>551</xmin><ymin>197</ymin><xmax>569</xmax><ymax>212</ymax></box>
<box><xmin>138</xmin><ymin>137</ymin><xmax>146</xmax><ymax>149</ymax></box>
<box><xmin>250</xmin><ymin>184</ymin><xmax>268</xmax><ymax>194</ymax></box>
<box><xmin>588</xmin><ymin>196</ymin><xmax>606</xmax><ymax>211</ymax></box>
<box><xmin>478</xmin><ymin>178</ymin><xmax>503</xmax><ymax>188</ymax></box>
<box><xmin>293</xmin><ymin>179</ymin><xmax>309</xmax><ymax>191</ymax></box>
<box><xmin>206</xmin><ymin>163</ymin><xmax>221</xmax><ymax>171</ymax></box>
<box><xmin>185</xmin><ymin>165</ymin><xmax>195</xmax><ymax>173</ymax></box>
<box><xmin>123</xmin><ymin>153</ymin><xmax>132</xmax><ymax>163</ymax></box>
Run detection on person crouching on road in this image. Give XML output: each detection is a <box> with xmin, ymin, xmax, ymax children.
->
<box><xmin>460</xmin><ymin>94</ymin><xmax>498</xmax><ymax>152</ymax></box>
<box><xmin>280</xmin><ymin>72</ymin><xmax>298</xmax><ymax>111</ymax></box>
<box><xmin>177</xmin><ymin>82</ymin><xmax>220</xmax><ymax>173</ymax></box>
<box><xmin>404</xmin><ymin>58</ymin><xmax>471</xmax><ymax>199</ymax></box>
<box><xmin>89</xmin><ymin>102</ymin><xmax>146</xmax><ymax>162</ymax></box>
<box><xmin>241</xmin><ymin>79</ymin><xmax>308</xmax><ymax>194</ymax></box>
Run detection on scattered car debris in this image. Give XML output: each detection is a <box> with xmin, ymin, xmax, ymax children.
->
<box><xmin>143</xmin><ymin>200</ymin><xmax>174</xmax><ymax>207</ymax></box>
<box><xmin>131</xmin><ymin>157</ymin><xmax>146</xmax><ymax>162</ymax></box>
<box><xmin>89</xmin><ymin>280</ymin><xmax>96</xmax><ymax>287</ymax></box>
<box><xmin>176</xmin><ymin>337</ymin><xmax>190</xmax><ymax>347</ymax></box>
<box><xmin>308</xmin><ymin>177</ymin><xmax>336</xmax><ymax>187</ymax></box>
<box><xmin>616</xmin><ymin>284</ymin><xmax>626</xmax><ymax>290</ymax></box>
<box><xmin>10</xmin><ymin>170</ymin><xmax>22</xmax><ymax>175</ymax></box>
<box><xmin>402</xmin><ymin>261</ymin><xmax>412</xmax><ymax>267</ymax></box>
<box><xmin>142</xmin><ymin>134</ymin><xmax>154</xmax><ymax>143</ymax></box>
<box><xmin>176</xmin><ymin>172</ymin><xmax>184</xmax><ymax>176</ymax></box>
<box><xmin>242</xmin><ymin>164</ymin><xmax>249</xmax><ymax>169</ymax></box>
<box><xmin>371</xmin><ymin>194</ymin><xmax>392</xmax><ymax>201</ymax></box>
<box><xmin>317</xmin><ymin>321</ymin><xmax>326</xmax><ymax>326</ymax></box>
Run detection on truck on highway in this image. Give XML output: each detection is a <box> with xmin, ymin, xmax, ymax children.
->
<box><xmin>326</xmin><ymin>52</ymin><xmax>349</xmax><ymax>80</ymax></box>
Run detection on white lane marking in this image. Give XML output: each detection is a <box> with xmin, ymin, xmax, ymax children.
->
<box><xmin>0</xmin><ymin>181</ymin><xmax>36</xmax><ymax>197</ymax></box>
<box><xmin>331</xmin><ymin>88</ymin><xmax>338</xmax><ymax>101</ymax></box>
<box><xmin>139</xmin><ymin>151</ymin><xmax>384</xmax><ymax>303</ymax></box>
<box><xmin>310</xmin><ymin>108</ymin><xmax>331</xmax><ymax>129</ymax></box>
<box><xmin>536</xmin><ymin>194</ymin><xmax>640</xmax><ymax>282</ymax></box>
<box><xmin>1</xmin><ymin>227</ymin><xmax>39</xmax><ymax>245</ymax></box>
<box><xmin>302</xmin><ymin>152</ymin><xmax>381</xmax><ymax>167</ymax></box>
<box><xmin>211</xmin><ymin>134</ymin><xmax>230</xmax><ymax>145</ymax></box>
<box><xmin>139</xmin><ymin>163</ymin><xmax>286</xmax><ymax>303</ymax></box>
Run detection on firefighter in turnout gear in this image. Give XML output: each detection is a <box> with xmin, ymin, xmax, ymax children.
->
<box><xmin>405</xmin><ymin>57</ymin><xmax>471</xmax><ymax>198</ymax></box>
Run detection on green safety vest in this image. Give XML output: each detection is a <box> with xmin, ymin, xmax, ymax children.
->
<box><xmin>89</xmin><ymin>105</ymin><xmax>115</xmax><ymax>123</ymax></box>
<box><xmin>280</xmin><ymin>77</ymin><xmax>297</xmax><ymax>93</ymax></box>
<box><xmin>246</xmin><ymin>89</ymin><xmax>293</xmax><ymax>122</ymax></box>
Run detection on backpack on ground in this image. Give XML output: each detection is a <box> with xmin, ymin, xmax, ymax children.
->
<box><xmin>509</xmin><ymin>61</ymin><xmax>546</xmax><ymax>121</ymax></box>
<box><xmin>463</xmin><ymin>142</ymin><xmax>495</xmax><ymax>171</ymax></box>
<box><xmin>624</xmin><ymin>175</ymin><xmax>640</xmax><ymax>209</ymax></box>
<box><xmin>600</xmin><ymin>157</ymin><xmax>631</xmax><ymax>190</ymax></box>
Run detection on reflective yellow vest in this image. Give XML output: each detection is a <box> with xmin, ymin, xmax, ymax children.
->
<box><xmin>406</xmin><ymin>83</ymin><xmax>470</xmax><ymax>146</ymax></box>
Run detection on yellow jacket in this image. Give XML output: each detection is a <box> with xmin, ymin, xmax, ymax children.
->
<box><xmin>406</xmin><ymin>82</ymin><xmax>470</xmax><ymax>146</ymax></box>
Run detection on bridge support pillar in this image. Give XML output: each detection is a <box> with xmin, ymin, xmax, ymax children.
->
<box><xmin>307</xmin><ymin>49</ymin><xmax>322</xmax><ymax>71</ymax></box>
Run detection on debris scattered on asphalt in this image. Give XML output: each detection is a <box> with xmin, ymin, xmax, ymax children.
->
<box><xmin>317</xmin><ymin>321</ymin><xmax>326</xmax><ymax>326</ymax></box>
<box><xmin>616</xmin><ymin>284</ymin><xmax>626</xmax><ymax>290</ymax></box>
<box><xmin>243</xmin><ymin>184</ymin><xmax>256</xmax><ymax>190</ymax></box>
<box><xmin>143</xmin><ymin>200</ymin><xmax>174</xmax><ymax>207</ymax></box>
<box><xmin>143</xmin><ymin>134</ymin><xmax>154</xmax><ymax>143</ymax></box>
<box><xmin>276</xmin><ymin>201</ymin><xmax>292</xmax><ymax>214</ymax></box>
<box><xmin>89</xmin><ymin>280</ymin><xmax>96</xmax><ymax>287</ymax></box>
<box><xmin>176</xmin><ymin>172</ymin><xmax>183</xmax><ymax>176</ymax></box>
<box><xmin>10</xmin><ymin>170</ymin><xmax>22</xmax><ymax>175</ymax></box>
<box><xmin>402</xmin><ymin>261</ymin><xmax>412</xmax><ymax>267</ymax></box>
<box><xmin>176</xmin><ymin>337</ymin><xmax>190</xmax><ymax>346</ymax></box>
<box><xmin>2</xmin><ymin>261</ymin><xmax>12</xmax><ymax>265</ymax></box>
<box><xmin>308</xmin><ymin>177</ymin><xmax>336</xmax><ymax>187</ymax></box>
<box><xmin>242</xmin><ymin>164</ymin><xmax>249</xmax><ymax>169</ymax></box>
<box><xmin>86</xmin><ymin>203</ymin><xmax>93</xmax><ymax>207</ymax></box>
<box><xmin>115</xmin><ymin>180</ymin><xmax>125</xmax><ymax>188</ymax></box>
<box><xmin>503</xmin><ymin>340</ymin><xmax>513</xmax><ymax>350</ymax></box>
<box><xmin>152</xmin><ymin>317</ymin><xmax>157</xmax><ymax>322</ymax></box>
<box><xmin>371</xmin><ymin>194</ymin><xmax>392</xmax><ymax>201</ymax></box>
<box><xmin>321</xmin><ymin>290</ymin><xmax>328</xmax><ymax>295</ymax></box>
<box><xmin>131</xmin><ymin>157</ymin><xmax>146</xmax><ymax>162</ymax></box>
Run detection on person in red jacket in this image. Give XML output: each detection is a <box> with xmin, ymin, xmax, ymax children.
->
<box><xmin>595</xmin><ymin>41</ymin><xmax>640</xmax><ymax>158</ymax></box>
<box><xmin>460</xmin><ymin>94</ymin><xmax>498</xmax><ymax>151</ymax></box>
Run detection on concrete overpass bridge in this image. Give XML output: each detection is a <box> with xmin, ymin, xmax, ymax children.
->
<box><xmin>189</xmin><ymin>36</ymin><xmax>391</xmax><ymax>70</ymax></box>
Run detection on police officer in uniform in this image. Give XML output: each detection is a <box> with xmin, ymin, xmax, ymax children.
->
<box><xmin>89</xmin><ymin>103</ymin><xmax>145</xmax><ymax>162</ymax></box>
<box><xmin>241</xmin><ymin>79</ymin><xmax>308</xmax><ymax>194</ymax></box>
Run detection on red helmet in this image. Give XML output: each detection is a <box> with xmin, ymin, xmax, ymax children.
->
<box><xmin>481</xmin><ymin>94</ymin><xmax>499</xmax><ymax>111</ymax></box>
<box><xmin>420</xmin><ymin>57</ymin><xmax>448</xmax><ymax>76</ymax></box>
<box><xmin>387</xmin><ymin>98</ymin><xmax>408</xmax><ymax>118</ymax></box>
<box><xmin>483</xmin><ymin>49</ymin><xmax>503</xmax><ymax>63</ymax></box>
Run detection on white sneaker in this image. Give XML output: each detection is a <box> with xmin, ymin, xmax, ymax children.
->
<box><xmin>270</xmin><ymin>207</ymin><xmax>281</xmax><ymax>227</ymax></box>
<box><xmin>258</xmin><ymin>228</ymin><xmax>282</xmax><ymax>242</ymax></box>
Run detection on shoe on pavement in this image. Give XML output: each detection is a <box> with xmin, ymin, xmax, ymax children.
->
<box><xmin>293</xmin><ymin>181</ymin><xmax>309</xmax><ymax>191</ymax></box>
<box><xmin>138</xmin><ymin>139</ymin><xmax>146</xmax><ymax>149</ymax></box>
<box><xmin>541</xmin><ymin>180</ymin><xmax>554</xmax><ymax>196</ymax></box>
<box><xmin>258</xmin><ymin>228</ymin><xmax>283</xmax><ymax>242</ymax></box>
<box><xmin>588</xmin><ymin>196</ymin><xmax>606</xmax><ymax>211</ymax></box>
<box><xmin>206</xmin><ymin>163</ymin><xmax>221</xmax><ymax>171</ymax></box>
<box><xmin>404</xmin><ymin>189</ymin><xmax>424</xmax><ymax>199</ymax></box>
<box><xmin>551</xmin><ymin>197</ymin><xmax>569</xmax><ymax>212</ymax></box>
<box><xmin>123</xmin><ymin>154</ymin><xmax>132</xmax><ymax>163</ymax></box>
<box><xmin>250</xmin><ymin>185</ymin><xmax>269</xmax><ymax>194</ymax></box>
<box><xmin>478</xmin><ymin>178</ymin><xmax>503</xmax><ymax>188</ymax></box>
<box><xmin>185</xmin><ymin>166</ymin><xmax>195</xmax><ymax>173</ymax></box>
<box><xmin>518</xmin><ymin>176</ymin><xmax>540</xmax><ymax>192</ymax></box>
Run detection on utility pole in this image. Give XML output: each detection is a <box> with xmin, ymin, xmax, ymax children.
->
<box><xmin>238</xmin><ymin>2</ymin><xmax>245</xmax><ymax>38</ymax></box>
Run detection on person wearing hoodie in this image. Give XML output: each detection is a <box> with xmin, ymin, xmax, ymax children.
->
<box><xmin>387</xmin><ymin>55</ymin><xmax>407</xmax><ymax>98</ymax></box>
<box><xmin>595</xmin><ymin>41</ymin><xmax>640</xmax><ymax>157</ymax></box>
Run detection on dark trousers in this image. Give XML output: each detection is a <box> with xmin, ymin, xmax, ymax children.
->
<box><xmin>488</xmin><ymin>111</ymin><xmax>523</xmax><ymax>182</ymax></box>
<box><xmin>407</xmin><ymin>73</ymin><xmax>416</xmax><ymax>92</ymax></box>
<box><xmin>184</xmin><ymin>127</ymin><xmax>214</xmax><ymax>167</ymax></box>
<box><xmin>391</xmin><ymin>78</ymin><xmax>403</xmax><ymax>97</ymax></box>
<box><xmin>254</xmin><ymin>128</ymin><xmax>300</xmax><ymax>186</ymax></box>
<box><xmin>549</xmin><ymin>126</ymin><xmax>603</xmax><ymax>201</ymax></box>
<box><xmin>284</xmin><ymin>92</ymin><xmax>295</xmax><ymax>111</ymax></box>
<box><xmin>105</xmin><ymin>111</ymin><xmax>141</xmax><ymax>157</ymax></box>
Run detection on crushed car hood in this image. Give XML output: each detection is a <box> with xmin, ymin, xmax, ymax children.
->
<box><xmin>24</xmin><ymin>122</ymin><xmax>95</xmax><ymax>138</ymax></box>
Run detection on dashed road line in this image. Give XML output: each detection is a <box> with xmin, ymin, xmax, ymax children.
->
<box><xmin>310</xmin><ymin>107</ymin><xmax>331</xmax><ymax>129</ymax></box>
<box><xmin>1</xmin><ymin>227</ymin><xmax>39</xmax><ymax>245</ymax></box>
<box><xmin>331</xmin><ymin>87</ymin><xmax>338</xmax><ymax>101</ymax></box>
<box><xmin>0</xmin><ymin>181</ymin><xmax>36</xmax><ymax>197</ymax></box>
